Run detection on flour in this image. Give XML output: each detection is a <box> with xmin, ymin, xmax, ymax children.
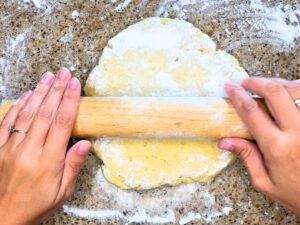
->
<box><xmin>1</xmin><ymin>27</ymin><xmax>32</xmax><ymax>100</ymax></box>
<box><xmin>179</xmin><ymin>212</ymin><xmax>202</xmax><ymax>225</ymax></box>
<box><xmin>32</xmin><ymin>0</ymin><xmax>44</xmax><ymax>8</ymax></box>
<box><xmin>7</xmin><ymin>28</ymin><xmax>31</xmax><ymax>53</ymax></box>
<box><xmin>71</xmin><ymin>10</ymin><xmax>80</xmax><ymax>20</ymax></box>
<box><xmin>63</xmin><ymin>168</ymin><xmax>234</xmax><ymax>224</ymax></box>
<box><xmin>2</xmin><ymin>0</ymin><xmax>299</xmax><ymax>224</ymax></box>
<box><xmin>84</xmin><ymin>16</ymin><xmax>247</xmax><ymax>222</ymax></box>
<box><xmin>154</xmin><ymin>72</ymin><xmax>180</xmax><ymax>92</ymax></box>
<box><xmin>62</xmin><ymin>206</ymin><xmax>124</xmax><ymax>220</ymax></box>
<box><xmin>60</xmin><ymin>27</ymin><xmax>73</xmax><ymax>44</ymax></box>
<box><xmin>249</xmin><ymin>0</ymin><xmax>300</xmax><ymax>46</ymax></box>
<box><xmin>63</xmin><ymin>205</ymin><xmax>176</xmax><ymax>224</ymax></box>
<box><xmin>88</xmin><ymin>18</ymin><xmax>247</xmax><ymax>99</ymax></box>
<box><xmin>105</xmin><ymin>18</ymin><xmax>215</xmax><ymax>57</ymax></box>
<box><xmin>22</xmin><ymin>0</ymin><xmax>48</xmax><ymax>9</ymax></box>
<box><xmin>114</xmin><ymin>0</ymin><xmax>132</xmax><ymax>12</ymax></box>
<box><xmin>155</xmin><ymin>0</ymin><xmax>300</xmax><ymax>49</ymax></box>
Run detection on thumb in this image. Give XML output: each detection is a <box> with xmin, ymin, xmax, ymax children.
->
<box><xmin>218</xmin><ymin>138</ymin><xmax>273</xmax><ymax>193</ymax></box>
<box><xmin>60</xmin><ymin>140</ymin><xmax>91</xmax><ymax>200</ymax></box>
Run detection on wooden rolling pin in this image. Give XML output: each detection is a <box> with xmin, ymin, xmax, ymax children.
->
<box><xmin>0</xmin><ymin>97</ymin><xmax>265</xmax><ymax>139</ymax></box>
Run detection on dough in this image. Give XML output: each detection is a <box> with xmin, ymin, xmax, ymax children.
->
<box><xmin>85</xmin><ymin>17</ymin><xmax>248</xmax><ymax>189</ymax></box>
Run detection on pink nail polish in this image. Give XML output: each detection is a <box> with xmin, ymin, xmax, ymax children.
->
<box><xmin>219</xmin><ymin>139</ymin><xmax>234</xmax><ymax>151</ymax></box>
<box><xmin>225</xmin><ymin>82</ymin><xmax>238</xmax><ymax>89</ymax></box>
<box><xmin>58</xmin><ymin>68</ymin><xmax>70</xmax><ymax>80</ymax></box>
<box><xmin>41</xmin><ymin>72</ymin><xmax>54</xmax><ymax>84</ymax></box>
<box><xmin>77</xmin><ymin>144</ymin><xmax>90</xmax><ymax>155</ymax></box>
<box><xmin>69</xmin><ymin>77</ymin><xmax>79</xmax><ymax>89</ymax></box>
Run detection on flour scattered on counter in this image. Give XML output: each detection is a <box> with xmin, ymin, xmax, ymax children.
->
<box><xmin>60</xmin><ymin>27</ymin><xmax>73</xmax><ymax>44</ymax></box>
<box><xmin>71</xmin><ymin>10</ymin><xmax>80</xmax><ymax>19</ymax></box>
<box><xmin>7</xmin><ymin>28</ymin><xmax>31</xmax><ymax>52</ymax></box>
<box><xmin>2</xmin><ymin>27</ymin><xmax>32</xmax><ymax>99</ymax></box>
<box><xmin>63</xmin><ymin>205</ymin><xmax>176</xmax><ymax>224</ymax></box>
<box><xmin>179</xmin><ymin>212</ymin><xmax>202</xmax><ymax>225</ymax></box>
<box><xmin>114</xmin><ymin>0</ymin><xmax>132</xmax><ymax>12</ymax></box>
<box><xmin>62</xmin><ymin>169</ymin><xmax>234</xmax><ymax>224</ymax></box>
<box><xmin>62</xmin><ymin>206</ymin><xmax>123</xmax><ymax>220</ymax></box>
<box><xmin>32</xmin><ymin>0</ymin><xmax>45</xmax><ymax>8</ymax></box>
<box><xmin>22</xmin><ymin>0</ymin><xmax>47</xmax><ymax>9</ymax></box>
<box><xmin>155</xmin><ymin>0</ymin><xmax>300</xmax><ymax>49</ymax></box>
<box><xmin>248</xmin><ymin>0</ymin><xmax>300</xmax><ymax>46</ymax></box>
<box><xmin>0</xmin><ymin>70</ymin><xmax>5</xmax><ymax>102</ymax></box>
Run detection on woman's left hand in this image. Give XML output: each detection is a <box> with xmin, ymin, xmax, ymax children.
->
<box><xmin>0</xmin><ymin>68</ymin><xmax>91</xmax><ymax>225</ymax></box>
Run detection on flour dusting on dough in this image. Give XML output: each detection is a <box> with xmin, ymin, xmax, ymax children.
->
<box><xmin>85</xmin><ymin>17</ymin><xmax>247</xmax><ymax>190</ymax></box>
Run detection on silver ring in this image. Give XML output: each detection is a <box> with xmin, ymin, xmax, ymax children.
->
<box><xmin>8</xmin><ymin>126</ymin><xmax>27</xmax><ymax>134</ymax></box>
<box><xmin>295</xmin><ymin>99</ymin><xmax>300</xmax><ymax>106</ymax></box>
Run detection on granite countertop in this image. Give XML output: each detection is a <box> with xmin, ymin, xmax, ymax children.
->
<box><xmin>1</xmin><ymin>0</ymin><xmax>300</xmax><ymax>224</ymax></box>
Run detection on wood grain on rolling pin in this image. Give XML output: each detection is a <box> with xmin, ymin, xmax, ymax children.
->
<box><xmin>0</xmin><ymin>97</ymin><xmax>266</xmax><ymax>139</ymax></box>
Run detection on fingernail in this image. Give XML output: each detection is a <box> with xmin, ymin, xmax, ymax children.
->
<box><xmin>218</xmin><ymin>139</ymin><xmax>234</xmax><ymax>151</ymax></box>
<box><xmin>58</xmin><ymin>68</ymin><xmax>70</xmax><ymax>80</ymax></box>
<box><xmin>77</xmin><ymin>143</ymin><xmax>90</xmax><ymax>155</ymax></box>
<box><xmin>225</xmin><ymin>82</ymin><xmax>239</xmax><ymax>89</ymax></box>
<box><xmin>69</xmin><ymin>77</ymin><xmax>79</xmax><ymax>89</ymax></box>
<box><xmin>41</xmin><ymin>72</ymin><xmax>54</xmax><ymax>84</ymax></box>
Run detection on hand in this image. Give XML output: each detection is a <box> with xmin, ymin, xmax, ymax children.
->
<box><xmin>218</xmin><ymin>77</ymin><xmax>300</xmax><ymax>215</ymax></box>
<box><xmin>0</xmin><ymin>68</ymin><xmax>91</xmax><ymax>224</ymax></box>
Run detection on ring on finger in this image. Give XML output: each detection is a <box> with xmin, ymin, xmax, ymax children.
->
<box><xmin>294</xmin><ymin>99</ymin><xmax>300</xmax><ymax>106</ymax></box>
<box><xmin>8</xmin><ymin>126</ymin><xmax>27</xmax><ymax>135</ymax></box>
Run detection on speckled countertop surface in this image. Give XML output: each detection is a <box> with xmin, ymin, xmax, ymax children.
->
<box><xmin>1</xmin><ymin>0</ymin><xmax>300</xmax><ymax>224</ymax></box>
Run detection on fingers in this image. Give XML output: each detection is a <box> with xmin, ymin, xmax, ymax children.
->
<box><xmin>225</xmin><ymin>82</ymin><xmax>279</xmax><ymax>145</ymax></box>
<box><xmin>218</xmin><ymin>138</ymin><xmax>274</xmax><ymax>194</ymax></box>
<box><xmin>25</xmin><ymin>68</ymin><xmax>72</xmax><ymax>147</ymax></box>
<box><xmin>9</xmin><ymin>72</ymin><xmax>55</xmax><ymax>146</ymax></box>
<box><xmin>43</xmin><ymin>77</ymin><xmax>81</xmax><ymax>160</ymax></box>
<box><xmin>0</xmin><ymin>91</ymin><xmax>32</xmax><ymax>147</ymax></box>
<box><xmin>59</xmin><ymin>140</ymin><xmax>91</xmax><ymax>200</ymax></box>
<box><xmin>242</xmin><ymin>77</ymin><xmax>300</xmax><ymax>130</ymax></box>
<box><xmin>275</xmin><ymin>79</ymin><xmax>300</xmax><ymax>101</ymax></box>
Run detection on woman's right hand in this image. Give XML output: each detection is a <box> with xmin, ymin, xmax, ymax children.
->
<box><xmin>218</xmin><ymin>77</ymin><xmax>300</xmax><ymax>215</ymax></box>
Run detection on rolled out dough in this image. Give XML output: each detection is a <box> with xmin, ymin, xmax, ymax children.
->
<box><xmin>85</xmin><ymin>17</ymin><xmax>248</xmax><ymax>189</ymax></box>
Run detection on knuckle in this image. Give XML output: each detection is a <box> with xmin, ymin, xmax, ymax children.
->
<box><xmin>34</xmin><ymin>84</ymin><xmax>48</xmax><ymax>95</ymax></box>
<box><xmin>236</xmin><ymin>144</ymin><xmax>252</xmax><ymax>162</ymax></box>
<box><xmin>270</xmin><ymin>137</ymin><xmax>288</xmax><ymax>159</ymax></box>
<box><xmin>18</xmin><ymin>108</ymin><xmax>34</xmax><ymax>122</ymax></box>
<box><xmin>64</xmin><ymin>90</ymin><xmax>75</xmax><ymax>100</ymax></box>
<box><xmin>241</xmin><ymin>99</ymin><xmax>258</xmax><ymax>113</ymax></box>
<box><xmin>68</xmin><ymin>160</ymin><xmax>83</xmax><ymax>172</ymax></box>
<box><xmin>16</xmin><ymin>153</ymin><xmax>34</xmax><ymax>172</ymax></box>
<box><xmin>1</xmin><ymin>116</ymin><xmax>11</xmax><ymax>128</ymax></box>
<box><xmin>37</xmin><ymin>104</ymin><xmax>53</xmax><ymax>120</ymax></box>
<box><xmin>266</xmin><ymin>82</ymin><xmax>283</xmax><ymax>94</ymax></box>
<box><xmin>52</xmin><ymin>82</ymin><xmax>65</xmax><ymax>92</ymax></box>
<box><xmin>55</xmin><ymin>111</ymin><xmax>72</xmax><ymax>129</ymax></box>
